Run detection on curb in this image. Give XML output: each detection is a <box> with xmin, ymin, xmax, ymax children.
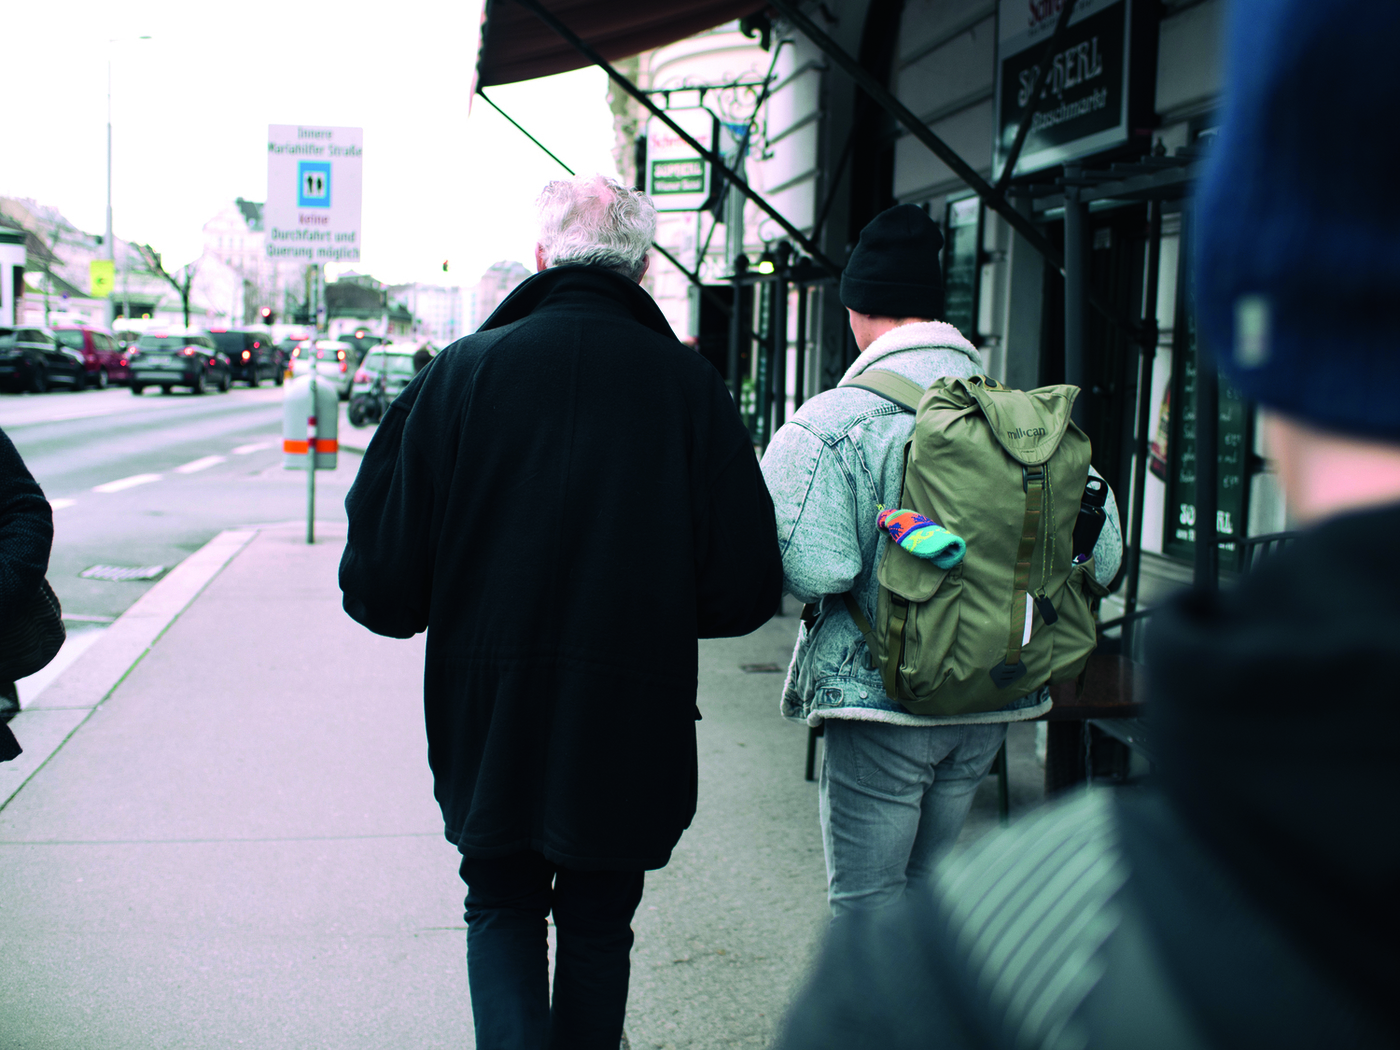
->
<box><xmin>0</xmin><ymin>528</ymin><xmax>258</xmax><ymax>812</ymax></box>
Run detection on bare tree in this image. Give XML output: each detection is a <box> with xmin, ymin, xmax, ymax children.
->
<box><xmin>140</xmin><ymin>245</ymin><xmax>197</xmax><ymax>327</ymax></box>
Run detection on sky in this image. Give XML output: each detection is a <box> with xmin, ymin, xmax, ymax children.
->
<box><xmin>3</xmin><ymin>0</ymin><xmax>621</xmax><ymax>287</ymax></box>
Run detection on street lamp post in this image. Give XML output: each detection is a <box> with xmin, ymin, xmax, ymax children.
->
<box><xmin>107</xmin><ymin>35</ymin><xmax>151</xmax><ymax>328</ymax></box>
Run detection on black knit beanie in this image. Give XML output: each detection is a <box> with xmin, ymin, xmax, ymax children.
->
<box><xmin>840</xmin><ymin>204</ymin><xmax>945</xmax><ymax>320</ymax></box>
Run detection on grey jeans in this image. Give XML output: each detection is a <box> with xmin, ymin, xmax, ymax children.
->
<box><xmin>818</xmin><ymin>718</ymin><xmax>1007</xmax><ymax>919</ymax></box>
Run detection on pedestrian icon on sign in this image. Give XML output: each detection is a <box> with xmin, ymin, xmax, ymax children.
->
<box><xmin>297</xmin><ymin>161</ymin><xmax>332</xmax><ymax>209</ymax></box>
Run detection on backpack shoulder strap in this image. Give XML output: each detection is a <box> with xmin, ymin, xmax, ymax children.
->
<box><xmin>838</xmin><ymin>368</ymin><xmax>926</xmax><ymax>413</ymax></box>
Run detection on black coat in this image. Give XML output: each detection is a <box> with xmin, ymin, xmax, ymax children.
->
<box><xmin>340</xmin><ymin>265</ymin><xmax>782</xmax><ymax>870</ymax></box>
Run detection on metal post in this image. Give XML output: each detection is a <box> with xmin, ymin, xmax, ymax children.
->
<box><xmin>1063</xmin><ymin>169</ymin><xmax>1088</xmax><ymax>427</ymax></box>
<box><xmin>1124</xmin><ymin>201</ymin><xmax>1162</xmax><ymax>617</ymax></box>
<box><xmin>306</xmin><ymin>370</ymin><xmax>317</xmax><ymax>544</ymax></box>
<box><xmin>755</xmin><ymin>275</ymin><xmax>772</xmax><ymax>445</ymax></box>
<box><xmin>106</xmin><ymin>57</ymin><xmax>115</xmax><ymax>328</ymax></box>
<box><xmin>794</xmin><ymin>280</ymin><xmax>808</xmax><ymax>412</ymax></box>
<box><xmin>770</xmin><ymin>245</ymin><xmax>790</xmax><ymax>437</ymax></box>
<box><xmin>728</xmin><ymin>255</ymin><xmax>748</xmax><ymax>401</ymax></box>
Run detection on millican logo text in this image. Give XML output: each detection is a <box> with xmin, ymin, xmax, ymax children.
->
<box><xmin>1006</xmin><ymin>427</ymin><xmax>1048</xmax><ymax>441</ymax></box>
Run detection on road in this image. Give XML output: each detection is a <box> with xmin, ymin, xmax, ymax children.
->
<box><xmin>1</xmin><ymin>383</ymin><xmax>361</xmax><ymax>625</ymax></box>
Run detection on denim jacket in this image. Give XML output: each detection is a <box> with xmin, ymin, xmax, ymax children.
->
<box><xmin>760</xmin><ymin>321</ymin><xmax>1123</xmax><ymax>727</ymax></box>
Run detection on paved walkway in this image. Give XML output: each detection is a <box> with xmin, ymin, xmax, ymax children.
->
<box><xmin>0</xmin><ymin>517</ymin><xmax>1041</xmax><ymax>1049</ymax></box>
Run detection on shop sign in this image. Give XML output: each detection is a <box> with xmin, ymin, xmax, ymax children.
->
<box><xmin>645</xmin><ymin>108</ymin><xmax>719</xmax><ymax>212</ymax></box>
<box><xmin>994</xmin><ymin>0</ymin><xmax>1138</xmax><ymax>178</ymax></box>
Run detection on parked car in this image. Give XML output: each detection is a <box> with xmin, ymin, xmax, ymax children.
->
<box><xmin>127</xmin><ymin>332</ymin><xmax>232</xmax><ymax>395</ymax></box>
<box><xmin>52</xmin><ymin>325</ymin><xmax>131</xmax><ymax>388</ymax></box>
<box><xmin>289</xmin><ymin>339</ymin><xmax>357</xmax><ymax>399</ymax></box>
<box><xmin>0</xmin><ymin>326</ymin><xmax>86</xmax><ymax>393</ymax></box>
<box><xmin>343</xmin><ymin>330</ymin><xmax>386</xmax><ymax>361</ymax></box>
<box><xmin>204</xmin><ymin>328</ymin><xmax>282</xmax><ymax>387</ymax></box>
<box><xmin>349</xmin><ymin>343</ymin><xmax>431</xmax><ymax>401</ymax></box>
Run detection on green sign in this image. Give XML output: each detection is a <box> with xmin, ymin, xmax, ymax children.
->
<box><xmin>650</xmin><ymin>159</ymin><xmax>705</xmax><ymax>195</ymax></box>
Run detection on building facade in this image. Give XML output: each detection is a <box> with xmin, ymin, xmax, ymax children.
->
<box><xmin>468</xmin><ymin>260</ymin><xmax>532</xmax><ymax>332</ymax></box>
<box><xmin>387</xmin><ymin>282</ymin><xmax>465</xmax><ymax>346</ymax></box>
<box><xmin>611</xmin><ymin>0</ymin><xmax>1266</xmax><ymax>610</ymax></box>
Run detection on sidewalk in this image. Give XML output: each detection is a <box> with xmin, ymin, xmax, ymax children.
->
<box><xmin>0</xmin><ymin>516</ymin><xmax>1043</xmax><ymax>1049</ymax></box>
<box><xmin>0</xmin><ymin>522</ymin><xmax>832</xmax><ymax>1049</ymax></box>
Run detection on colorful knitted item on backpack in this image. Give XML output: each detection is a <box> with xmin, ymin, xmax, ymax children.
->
<box><xmin>877</xmin><ymin>508</ymin><xmax>966</xmax><ymax>568</ymax></box>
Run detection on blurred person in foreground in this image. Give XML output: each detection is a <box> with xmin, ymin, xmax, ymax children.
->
<box><xmin>1</xmin><ymin>426</ymin><xmax>56</xmax><ymax>761</ymax></box>
<box><xmin>774</xmin><ymin>2</ymin><xmax>1398</xmax><ymax>1047</ymax></box>
<box><xmin>339</xmin><ymin>174</ymin><xmax>782</xmax><ymax>1050</ymax></box>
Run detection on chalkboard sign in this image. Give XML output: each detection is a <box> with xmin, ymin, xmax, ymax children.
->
<box><xmin>1163</xmin><ymin>239</ymin><xmax>1252</xmax><ymax>569</ymax></box>
<box><xmin>943</xmin><ymin>197</ymin><xmax>981</xmax><ymax>342</ymax></box>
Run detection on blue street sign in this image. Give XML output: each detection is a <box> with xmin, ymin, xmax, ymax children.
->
<box><xmin>297</xmin><ymin>161</ymin><xmax>332</xmax><ymax>208</ymax></box>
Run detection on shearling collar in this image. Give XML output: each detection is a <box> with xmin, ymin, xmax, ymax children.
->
<box><xmin>840</xmin><ymin>320</ymin><xmax>983</xmax><ymax>385</ymax></box>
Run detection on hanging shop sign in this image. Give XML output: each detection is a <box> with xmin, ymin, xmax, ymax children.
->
<box><xmin>265</xmin><ymin>125</ymin><xmax>363</xmax><ymax>264</ymax></box>
<box><xmin>645</xmin><ymin>108</ymin><xmax>719</xmax><ymax>212</ymax></box>
<box><xmin>993</xmin><ymin>0</ymin><xmax>1155</xmax><ymax>179</ymax></box>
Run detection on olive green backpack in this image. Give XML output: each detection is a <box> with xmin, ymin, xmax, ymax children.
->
<box><xmin>839</xmin><ymin>371</ymin><xmax>1106</xmax><ymax>717</ymax></box>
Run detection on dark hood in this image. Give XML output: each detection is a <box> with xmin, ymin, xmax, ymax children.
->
<box><xmin>1134</xmin><ymin>503</ymin><xmax>1400</xmax><ymax>1035</ymax></box>
<box><xmin>479</xmin><ymin>263</ymin><xmax>676</xmax><ymax>340</ymax></box>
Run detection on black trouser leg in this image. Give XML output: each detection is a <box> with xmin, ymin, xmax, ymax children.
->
<box><xmin>548</xmin><ymin>866</ymin><xmax>645</xmax><ymax>1050</ymax></box>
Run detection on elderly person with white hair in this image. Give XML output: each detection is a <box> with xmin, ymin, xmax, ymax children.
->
<box><xmin>340</xmin><ymin>174</ymin><xmax>782</xmax><ymax>1050</ymax></box>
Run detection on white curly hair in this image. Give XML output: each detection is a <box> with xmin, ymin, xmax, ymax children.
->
<box><xmin>535</xmin><ymin>175</ymin><xmax>656</xmax><ymax>282</ymax></box>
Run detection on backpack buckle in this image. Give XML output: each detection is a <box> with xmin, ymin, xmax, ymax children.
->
<box><xmin>1022</xmin><ymin>465</ymin><xmax>1045</xmax><ymax>492</ymax></box>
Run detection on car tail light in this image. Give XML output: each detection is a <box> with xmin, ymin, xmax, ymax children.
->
<box><xmin>119</xmin><ymin>358</ymin><xmax>127</xmax><ymax>366</ymax></box>
<box><xmin>252</xmin><ymin>341</ymin><xmax>261</xmax><ymax>348</ymax></box>
<box><xmin>290</xmin><ymin>347</ymin><xmax>300</xmax><ymax>358</ymax></box>
<box><xmin>209</xmin><ymin>358</ymin><xmax>217</xmax><ymax>366</ymax></box>
<box><xmin>242</xmin><ymin>350</ymin><xmax>251</xmax><ymax>360</ymax></box>
<box><xmin>340</xmin><ymin>362</ymin><xmax>348</xmax><ymax>373</ymax></box>
<box><xmin>336</xmin><ymin>349</ymin><xmax>346</xmax><ymax>361</ymax></box>
<box><xmin>182</xmin><ymin>347</ymin><xmax>197</xmax><ymax>356</ymax></box>
<box><xmin>353</xmin><ymin>369</ymin><xmax>370</xmax><ymax>383</ymax></box>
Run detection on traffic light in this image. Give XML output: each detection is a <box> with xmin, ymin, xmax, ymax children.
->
<box><xmin>260</xmin><ymin>306</ymin><xmax>274</xmax><ymax>324</ymax></box>
<box><xmin>442</xmin><ymin>259</ymin><xmax>450</xmax><ymax>272</ymax></box>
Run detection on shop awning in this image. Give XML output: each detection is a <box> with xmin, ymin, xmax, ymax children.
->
<box><xmin>475</xmin><ymin>0</ymin><xmax>769</xmax><ymax>87</ymax></box>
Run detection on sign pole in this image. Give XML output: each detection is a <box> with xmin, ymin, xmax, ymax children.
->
<box><xmin>307</xmin><ymin>369</ymin><xmax>317</xmax><ymax>544</ymax></box>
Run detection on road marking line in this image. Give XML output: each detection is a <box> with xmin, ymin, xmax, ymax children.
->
<box><xmin>50</xmin><ymin>498</ymin><xmax>77</xmax><ymax>511</ymax></box>
<box><xmin>92</xmin><ymin>473</ymin><xmax>162</xmax><ymax>493</ymax></box>
<box><xmin>232</xmin><ymin>441</ymin><xmax>274</xmax><ymax>455</ymax></box>
<box><xmin>174</xmin><ymin>454</ymin><xmax>226</xmax><ymax>474</ymax></box>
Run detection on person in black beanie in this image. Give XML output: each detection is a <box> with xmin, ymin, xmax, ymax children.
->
<box><xmin>772</xmin><ymin>2</ymin><xmax>1396</xmax><ymax>1047</ymax></box>
<box><xmin>760</xmin><ymin>203</ymin><xmax>1123</xmax><ymax>921</ymax></box>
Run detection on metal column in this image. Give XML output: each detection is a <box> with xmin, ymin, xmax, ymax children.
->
<box><xmin>728</xmin><ymin>255</ymin><xmax>748</xmax><ymax>401</ymax></box>
<box><xmin>770</xmin><ymin>244</ymin><xmax>791</xmax><ymax>438</ymax></box>
<box><xmin>1063</xmin><ymin>168</ymin><xmax>1088</xmax><ymax>427</ymax></box>
<box><xmin>793</xmin><ymin>280</ymin><xmax>808</xmax><ymax>413</ymax></box>
<box><xmin>1124</xmin><ymin>201</ymin><xmax>1162</xmax><ymax>617</ymax></box>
